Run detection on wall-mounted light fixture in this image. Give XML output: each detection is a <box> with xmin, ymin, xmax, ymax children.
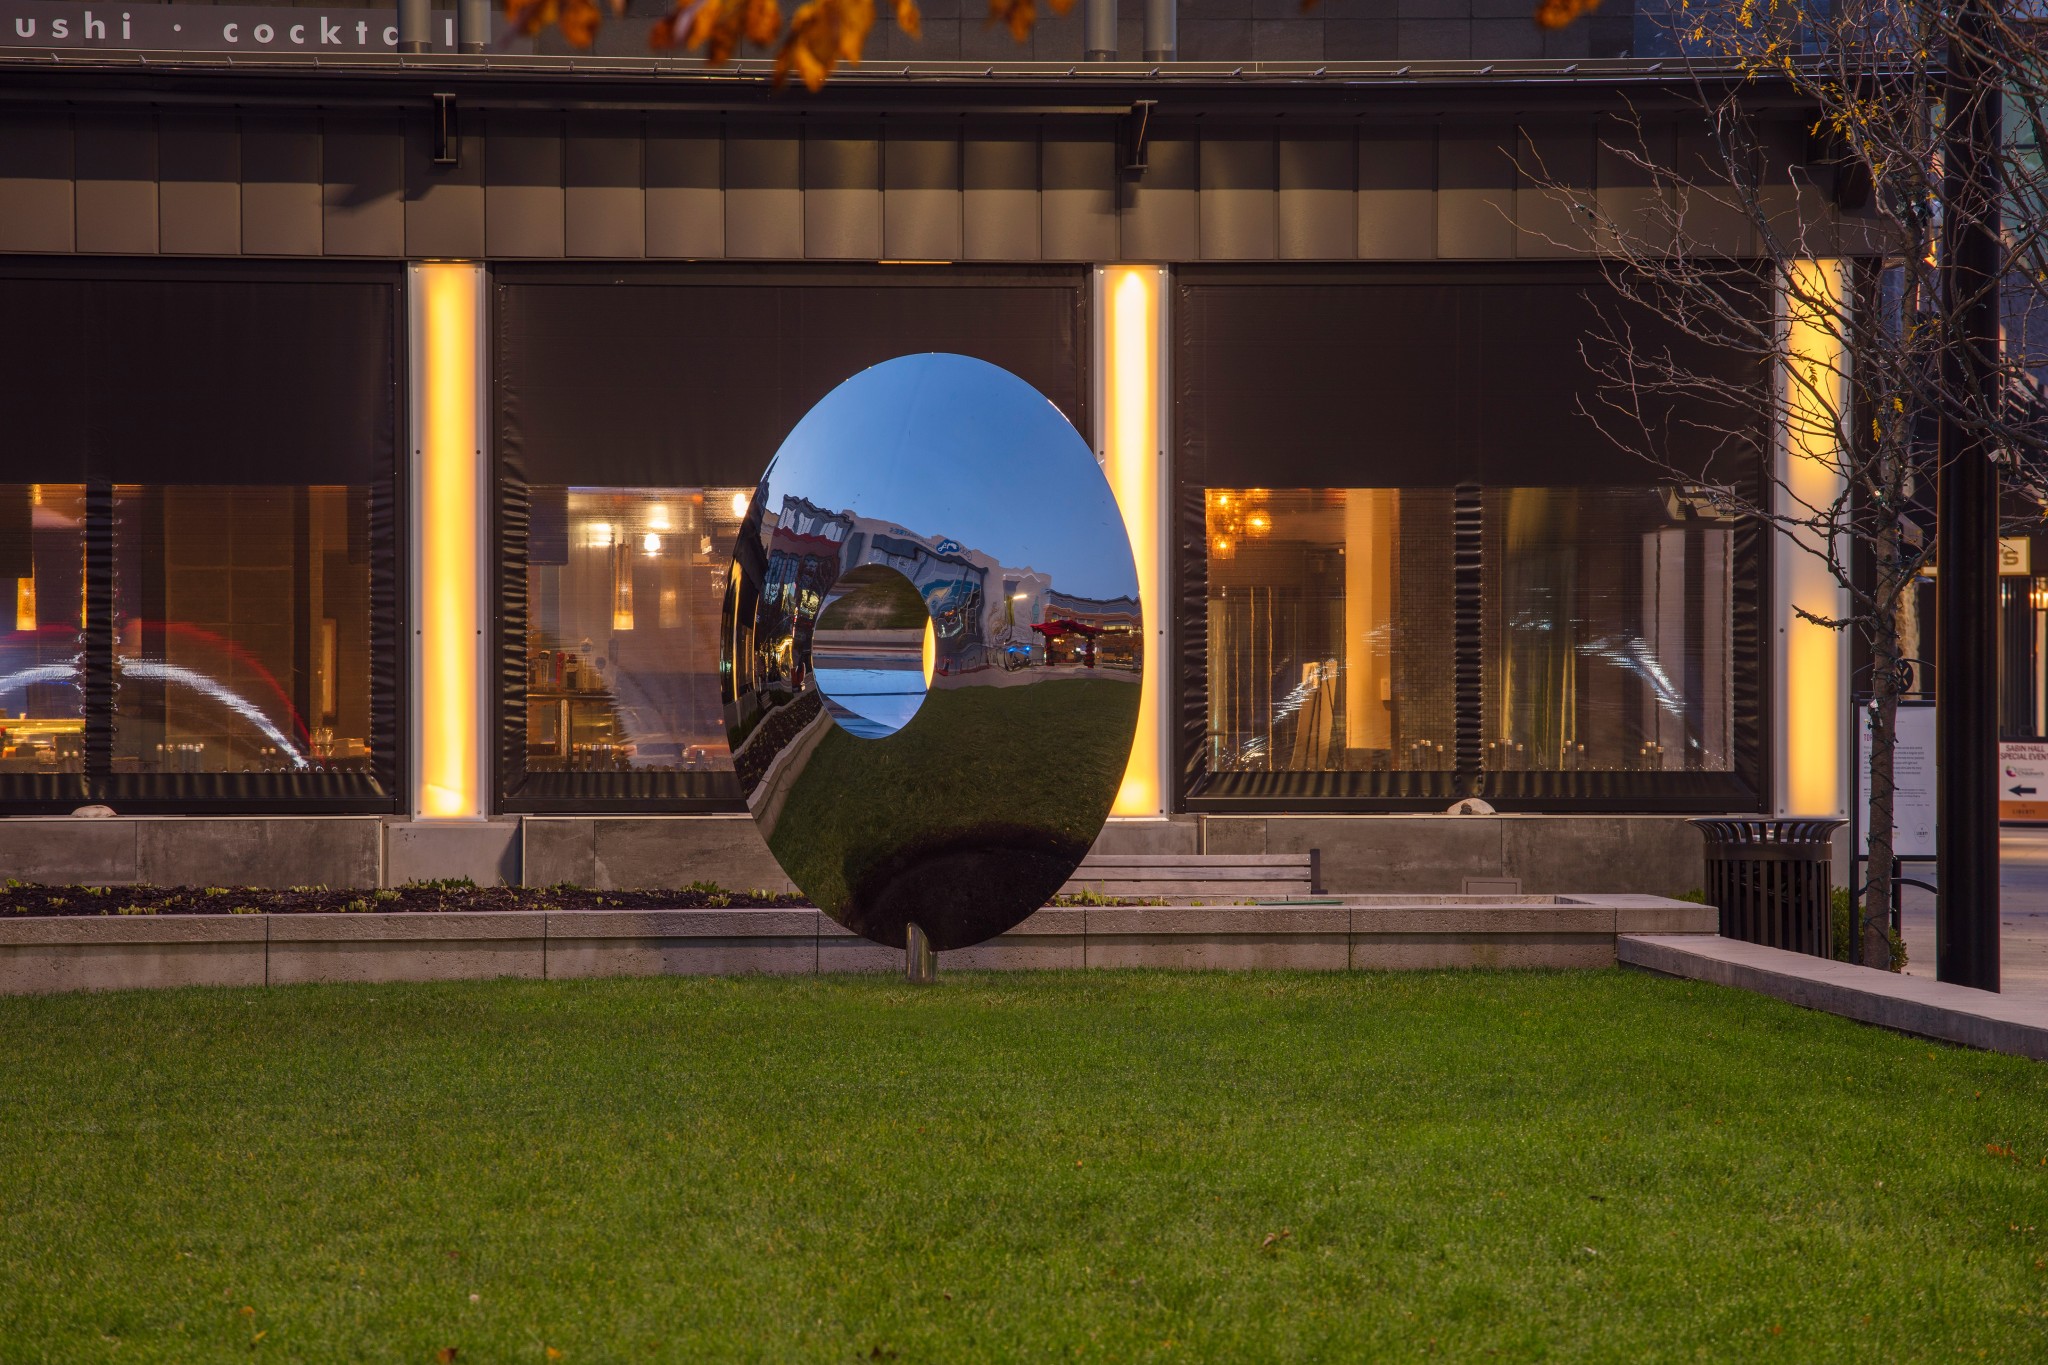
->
<box><xmin>409</xmin><ymin>262</ymin><xmax>487</xmax><ymax>820</ymax></box>
<box><xmin>1779</xmin><ymin>259</ymin><xmax>1850</xmax><ymax>818</ymax></box>
<box><xmin>1097</xmin><ymin>264</ymin><xmax>1170</xmax><ymax>818</ymax></box>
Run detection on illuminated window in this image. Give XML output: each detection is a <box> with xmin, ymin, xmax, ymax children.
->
<box><xmin>1206</xmin><ymin>488</ymin><xmax>1455</xmax><ymax>778</ymax></box>
<box><xmin>520</xmin><ymin>486</ymin><xmax>750</xmax><ymax>780</ymax></box>
<box><xmin>0</xmin><ymin>485</ymin><xmax>86</xmax><ymax>778</ymax></box>
<box><xmin>1482</xmin><ymin>487</ymin><xmax>1736</xmax><ymax>776</ymax></box>
<box><xmin>110</xmin><ymin>486</ymin><xmax>375</xmax><ymax>778</ymax></box>
<box><xmin>1201</xmin><ymin>483</ymin><xmax>1751</xmax><ymax>804</ymax></box>
<box><xmin>0</xmin><ymin>269</ymin><xmax>401</xmax><ymax>811</ymax></box>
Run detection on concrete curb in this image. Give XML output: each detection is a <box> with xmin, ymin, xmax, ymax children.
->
<box><xmin>0</xmin><ymin>899</ymin><xmax>1715</xmax><ymax>995</ymax></box>
<box><xmin>1618</xmin><ymin>933</ymin><xmax>2048</xmax><ymax>1062</ymax></box>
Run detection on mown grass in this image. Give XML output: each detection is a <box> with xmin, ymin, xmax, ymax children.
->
<box><xmin>2</xmin><ymin>970</ymin><xmax>2046</xmax><ymax>1362</ymax></box>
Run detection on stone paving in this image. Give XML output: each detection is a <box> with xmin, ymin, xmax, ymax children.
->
<box><xmin>1895</xmin><ymin>826</ymin><xmax>2048</xmax><ymax>998</ymax></box>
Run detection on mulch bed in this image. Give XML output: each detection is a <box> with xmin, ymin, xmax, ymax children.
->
<box><xmin>0</xmin><ymin>883</ymin><xmax>813</xmax><ymax>916</ymax></box>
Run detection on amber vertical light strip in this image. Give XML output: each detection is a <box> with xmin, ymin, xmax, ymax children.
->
<box><xmin>1779</xmin><ymin>259</ymin><xmax>1850</xmax><ymax>817</ymax></box>
<box><xmin>1098</xmin><ymin>265</ymin><xmax>1170</xmax><ymax>817</ymax></box>
<box><xmin>410</xmin><ymin>263</ymin><xmax>487</xmax><ymax>819</ymax></box>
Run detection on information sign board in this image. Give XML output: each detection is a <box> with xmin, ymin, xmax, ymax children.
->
<box><xmin>2000</xmin><ymin>739</ymin><xmax>2048</xmax><ymax>823</ymax></box>
<box><xmin>1858</xmin><ymin>702</ymin><xmax>1937</xmax><ymax>858</ymax></box>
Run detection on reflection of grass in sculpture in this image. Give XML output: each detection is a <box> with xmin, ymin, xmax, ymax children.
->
<box><xmin>817</xmin><ymin>567</ymin><xmax>930</xmax><ymax>630</ymax></box>
<box><xmin>768</xmin><ymin>677</ymin><xmax>1139</xmax><ymax>917</ymax></box>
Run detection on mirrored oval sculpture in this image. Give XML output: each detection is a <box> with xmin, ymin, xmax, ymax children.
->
<box><xmin>721</xmin><ymin>353</ymin><xmax>1142</xmax><ymax>951</ymax></box>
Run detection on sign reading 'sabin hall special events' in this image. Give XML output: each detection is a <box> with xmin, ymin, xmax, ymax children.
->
<box><xmin>2000</xmin><ymin>740</ymin><xmax>2048</xmax><ymax>824</ymax></box>
<box><xmin>1</xmin><ymin>0</ymin><xmax>530</xmax><ymax>51</ymax></box>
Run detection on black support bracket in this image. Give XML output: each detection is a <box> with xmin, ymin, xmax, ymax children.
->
<box><xmin>1122</xmin><ymin>99</ymin><xmax>1157</xmax><ymax>177</ymax></box>
<box><xmin>432</xmin><ymin>92</ymin><xmax>460</xmax><ymax>167</ymax></box>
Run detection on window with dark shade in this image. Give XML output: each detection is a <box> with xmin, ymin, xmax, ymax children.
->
<box><xmin>0</xmin><ymin>266</ymin><xmax>402</xmax><ymax>813</ymax></box>
<box><xmin>494</xmin><ymin>266</ymin><xmax>1090</xmax><ymax>811</ymax></box>
<box><xmin>1178</xmin><ymin>267</ymin><xmax>1767</xmax><ymax>812</ymax></box>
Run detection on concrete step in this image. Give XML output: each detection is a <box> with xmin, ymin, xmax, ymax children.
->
<box><xmin>1619</xmin><ymin>933</ymin><xmax>2048</xmax><ymax>1062</ymax></box>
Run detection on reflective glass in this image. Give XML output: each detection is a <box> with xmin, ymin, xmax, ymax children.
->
<box><xmin>523</xmin><ymin>487</ymin><xmax>750</xmax><ymax>775</ymax></box>
<box><xmin>0</xmin><ymin>484</ymin><xmax>86</xmax><ymax>774</ymax></box>
<box><xmin>1482</xmin><ymin>486</ymin><xmax>1736</xmax><ymax>773</ymax></box>
<box><xmin>111</xmin><ymin>486</ymin><xmax>375</xmax><ymax>775</ymax></box>
<box><xmin>1205</xmin><ymin>488</ymin><xmax>1455</xmax><ymax>774</ymax></box>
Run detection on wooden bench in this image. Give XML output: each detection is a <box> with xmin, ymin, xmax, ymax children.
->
<box><xmin>1059</xmin><ymin>852</ymin><xmax>1322</xmax><ymax>902</ymax></box>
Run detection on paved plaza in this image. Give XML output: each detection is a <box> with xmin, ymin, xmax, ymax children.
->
<box><xmin>1898</xmin><ymin>825</ymin><xmax>2048</xmax><ymax>996</ymax></box>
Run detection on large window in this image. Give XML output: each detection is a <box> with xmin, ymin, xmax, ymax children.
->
<box><xmin>0</xmin><ymin>267</ymin><xmax>401</xmax><ymax>812</ymax></box>
<box><xmin>1484</xmin><ymin>487</ymin><xmax>1735</xmax><ymax>777</ymax></box>
<box><xmin>1179</xmin><ymin>267</ymin><xmax>1766</xmax><ymax>810</ymax></box>
<box><xmin>522</xmin><ymin>486</ymin><xmax>750</xmax><ymax>780</ymax></box>
<box><xmin>495</xmin><ymin>266</ymin><xmax>1090</xmax><ymax>810</ymax></box>
<box><xmin>1205</xmin><ymin>489</ymin><xmax>1456</xmax><ymax>785</ymax></box>
<box><xmin>112</xmin><ymin>486</ymin><xmax>377</xmax><ymax>779</ymax></box>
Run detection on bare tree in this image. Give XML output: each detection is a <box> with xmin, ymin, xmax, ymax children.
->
<box><xmin>1526</xmin><ymin>0</ymin><xmax>2048</xmax><ymax>967</ymax></box>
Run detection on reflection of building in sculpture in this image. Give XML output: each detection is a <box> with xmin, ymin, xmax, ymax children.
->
<box><xmin>755</xmin><ymin>494</ymin><xmax>1105</xmax><ymax>673</ymax></box>
<box><xmin>1044</xmin><ymin>591</ymin><xmax>1142</xmax><ymax>671</ymax></box>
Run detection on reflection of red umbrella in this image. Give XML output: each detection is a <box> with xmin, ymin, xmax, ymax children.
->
<box><xmin>1029</xmin><ymin>618</ymin><xmax>1101</xmax><ymax>667</ymax></box>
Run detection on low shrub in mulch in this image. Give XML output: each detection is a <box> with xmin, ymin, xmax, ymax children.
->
<box><xmin>0</xmin><ymin>880</ymin><xmax>812</xmax><ymax>916</ymax></box>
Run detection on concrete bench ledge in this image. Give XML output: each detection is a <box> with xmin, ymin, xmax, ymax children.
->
<box><xmin>1618</xmin><ymin>933</ymin><xmax>2048</xmax><ymax>1062</ymax></box>
<box><xmin>0</xmin><ymin>898</ymin><xmax>1715</xmax><ymax>995</ymax></box>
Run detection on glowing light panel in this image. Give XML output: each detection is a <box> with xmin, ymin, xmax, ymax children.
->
<box><xmin>1781</xmin><ymin>259</ymin><xmax>1850</xmax><ymax>817</ymax></box>
<box><xmin>412</xmin><ymin>263</ymin><xmax>484</xmax><ymax>819</ymax></box>
<box><xmin>1102</xmin><ymin>265</ymin><xmax>1168</xmax><ymax>817</ymax></box>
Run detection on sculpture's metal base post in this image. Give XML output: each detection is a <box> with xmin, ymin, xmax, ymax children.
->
<box><xmin>906</xmin><ymin>923</ymin><xmax>935</xmax><ymax>983</ymax></box>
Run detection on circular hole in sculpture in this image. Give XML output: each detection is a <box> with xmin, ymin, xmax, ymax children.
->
<box><xmin>812</xmin><ymin>563</ymin><xmax>935</xmax><ymax>739</ymax></box>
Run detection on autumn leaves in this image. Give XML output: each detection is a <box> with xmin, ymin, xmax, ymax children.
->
<box><xmin>504</xmin><ymin>0</ymin><xmax>1074</xmax><ymax>91</ymax></box>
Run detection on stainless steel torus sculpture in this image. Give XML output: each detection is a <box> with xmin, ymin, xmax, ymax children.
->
<box><xmin>721</xmin><ymin>353</ymin><xmax>1142</xmax><ymax>953</ymax></box>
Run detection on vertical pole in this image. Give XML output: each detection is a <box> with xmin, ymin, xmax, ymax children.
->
<box><xmin>1085</xmin><ymin>0</ymin><xmax>1117</xmax><ymax>60</ymax></box>
<box><xmin>458</xmin><ymin>0</ymin><xmax>489</xmax><ymax>51</ymax></box>
<box><xmin>397</xmin><ymin>0</ymin><xmax>431</xmax><ymax>51</ymax></box>
<box><xmin>1937</xmin><ymin>0</ymin><xmax>2003</xmax><ymax>991</ymax></box>
<box><xmin>1142</xmin><ymin>0</ymin><xmax>1174</xmax><ymax>62</ymax></box>
<box><xmin>905</xmin><ymin>923</ymin><xmax>935</xmax><ymax>983</ymax></box>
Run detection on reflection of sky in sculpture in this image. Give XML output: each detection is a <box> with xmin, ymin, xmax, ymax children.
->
<box><xmin>754</xmin><ymin>353</ymin><xmax>1138</xmax><ymax>604</ymax></box>
<box><xmin>817</xmin><ymin>668</ymin><xmax>927</xmax><ymax>737</ymax></box>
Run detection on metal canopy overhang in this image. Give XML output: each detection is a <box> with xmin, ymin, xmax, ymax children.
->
<box><xmin>0</xmin><ymin>50</ymin><xmax>1830</xmax><ymax>118</ymax></box>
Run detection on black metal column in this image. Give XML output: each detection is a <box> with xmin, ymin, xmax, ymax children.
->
<box><xmin>1936</xmin><ymin>0</ymin><xmax>2004</xmax><ymax>990</ymax></box>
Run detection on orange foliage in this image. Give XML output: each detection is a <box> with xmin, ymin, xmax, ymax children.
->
<box><xmin>1533</xmin><ymin>0</ymin><xmax>1601</xmax><ymax>29</ymax></box>
<box><xmin>509</xmin><ymin>0</ymin><xmax>1079</xmax><ymax>89</ymax></box>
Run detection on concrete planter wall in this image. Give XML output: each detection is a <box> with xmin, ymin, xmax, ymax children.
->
<box><xmin>0</xmin><ymin>813</ymin><xmax>1728</xmax><ymax>897</ymax></box>
<box><xmin>0</xmin><ymin>897</ymin><xmax>1715</xmax><ymax>996</ymax></box>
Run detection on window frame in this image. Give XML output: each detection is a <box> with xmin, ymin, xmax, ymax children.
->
<box><xmin>1173</xmin><ymin>264</ymin><xmax>1773</xmax><ymax>815</ymax></box>
<box><xmin>489</xmin><ymin>262</ymin><xmax>1094</xmax><ymax>814</ymax></box>
<box><xmin>0</xmin><ymin>258</ymin><xmax>407</xmax><ymax>816</ymax></box>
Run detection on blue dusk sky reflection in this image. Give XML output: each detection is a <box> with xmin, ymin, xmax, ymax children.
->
<box><xmin>758</xmin><ymin>352</ymin><xmax>1139</xmax><ymax>604</ymax></box>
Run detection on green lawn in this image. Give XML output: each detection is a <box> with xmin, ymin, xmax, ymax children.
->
<box><xmin>3</xmin><ymin>971</ymin><xmax>2046</xmax><ymax>1362</ymax></box>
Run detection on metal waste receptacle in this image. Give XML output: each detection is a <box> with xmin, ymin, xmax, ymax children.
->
<box><xmin>1691</xmin><ymin>819</ymin><xmax>1844</xmax><ymax>957</ymax></box>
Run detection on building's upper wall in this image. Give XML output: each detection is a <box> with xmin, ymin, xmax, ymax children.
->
<box><xmin>2</xmin><ymin>0</ymin><xmax>1639</xmax><ymax>62</ymax></box>
<box><xmin>0</xmin><ymin>104</ymin><xmax>1861</xmax><ymax>263</ymax></box>
<box><xmin>520</xmin><ymin>0</ymin><xmax>1640</xmax><ymax>64</ymax></box>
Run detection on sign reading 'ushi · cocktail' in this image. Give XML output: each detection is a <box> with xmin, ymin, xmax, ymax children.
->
<box><xmin>0</xmin><ymin>0</ymin><xmax>528</xmax><ymax>51</ymax></box>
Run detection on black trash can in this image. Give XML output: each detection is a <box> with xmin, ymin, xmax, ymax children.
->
<box><xmin>1690</xmin><ymin>819</ymin><xmax>1845</xmax><ymax>957</ymax></box>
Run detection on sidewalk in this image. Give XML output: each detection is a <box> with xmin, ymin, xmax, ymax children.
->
<box><xmin>1895</xmin><ymin>826</ymin><xmax>2048</xmax><ymax>997</ymax></box>
<box><xmin>1620</xmin><ymin>933</ymin><xmax>2048</xmax><ymax>1060</ymax></box>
